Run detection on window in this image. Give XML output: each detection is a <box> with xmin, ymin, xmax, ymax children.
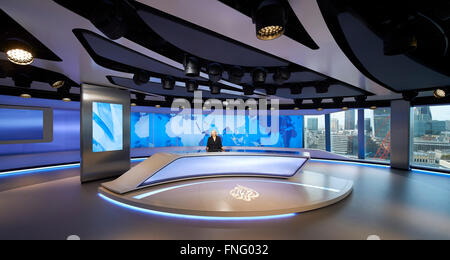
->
<box><xmin>330</xmin><ymin>110</ymin><xmax>358</xmax><ymax>158</ymax></box>
<box><xmin>304</xmin><ymin>115</ymin><xmax>326</xmax><ymax>150</ymax></box>
<box><xmin>411</xmin><ymin>105</ymin><xmax>450</xmax><ymax>170</ymax></box>
<box><xmin>364</xmin><ymin>108</ymin><xmax>390</xmax><ymax>162</ymax></box>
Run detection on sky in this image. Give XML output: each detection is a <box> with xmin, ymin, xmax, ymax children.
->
<box><xmin>429</xmin><ymin>106</ymin><xmax>450</xmax><ymax>121</ymax></box>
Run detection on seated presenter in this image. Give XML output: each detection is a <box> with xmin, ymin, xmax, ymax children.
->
<box><xmin>206</xmin><ymin>130</ymin><xmax>225</xmax><ymax>152</ymax></box>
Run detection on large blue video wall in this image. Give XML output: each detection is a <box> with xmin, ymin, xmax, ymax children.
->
<box><xmin>131</xmin><ymin>112</ymin><xmax>303</xmax><ymax>148</ymax></box>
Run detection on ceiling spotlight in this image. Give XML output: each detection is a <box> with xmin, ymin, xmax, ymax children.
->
<box><xmin>62</xmin><ymin>98</ymin><xmax>71</xmax><ymax>102</ymax></box>
<box><xmin>434</xmin><ymin>89</ymin><xmax>446</xmax><ymax>99</ymax></box>
<box><xmin>317</xmin><ymin>108</ymin><xmax>324</xmax><ymax>111</ymax></box>
<box><xmin>370</xmin><ymin>106</ymin><xmax>377</xmax><ymax>110</ymax></box>
<box><xmin>89</xmin><ymin>2</ymin><xmax>128</xmax><ymax>40</ymax></box>
<box><xmin>207</xmin><ymin>63</ymin><xmax>223</xmax><ymax>82</ymax></box>
<box><xmin>210</xmin><ymin>83</ymin><xmax>221</xmax><ymax>94</ymax></box>
<box><xmin>294</xmin><ymin>99</ymin><xmax>303</xmax><ymax>106</ymax></box>
<box><xmin>332</xmin><ymin>97</ymin><xmax>344</xmax><ymax>105</ymax></box>
<box><xmin>52</xmin><ymin>80</ymin><xmax>65</xmax><ymax>89</ymax></box>
<box><xmin>312</xmin><ymin>98</ymin><xmax>322</xmax><ymax>106</ymax></box>
<box><xmin>183</xmin><ymin>55</ymin><xmax>200</xmax><ymax>77</ymax></box>
<box><xmin>266</xmin><ymin>86</ymin><xmax>277</xmax><ymax>96</ymax></box>
<box><xmin>252</xmin><ymin>67</ymin><xmax>267</xmax><ymax>84</ymax></box>
<box><xmin>402</xmin><ymin>91</ymin><xmax>418</xmax><ymax>101</ymax></box>
<box><xmin>243</xmin><ymin>85</ymin><xmax>255</xmax><ymax>96</ymax></box>
<box><xmin>273</xmin><ymin>67</ymin><xmax>291</xmax><ymax>84</ymax></box>
<box><xmin>57</xmin><ymin>86</ymin><xmax>71</xmax><ymax>101</ymax></box>
<box><xmin>20</xmin><ymin>93</ymin><xmax>31</xmax><ymax>98</ymax></box>
<box><xmin>294</xmin><ymin>107</ymin><xmax>299</xmax><ymax>110</ymax></box>
<box><xmin>252</xmin><ymin>0</ymin><xmax>287</xmax><ymax>40</ymax></box>
<box><xmin>162</xmin><ymin>76</ymin><xmax>175</xmax><ymax>90</ymax></box>
<box><xmin>7</xmin><ymin>48</ymin><xmax>34</xmax><ymax>65</ymax></box>
<box><xmin>342</xmin><ymin>106</ymin><xmax>349</xmax><ymax>111</ymax></box>
<box><xmin>186</xmin><ymin>80</ymin><xmax>198</xmax><ymax>92</ymax></box>
<box><xmin>355</xmin><ymin>95</ymin><xmax>368</xmax><ymax>104</ymax></box>
<box><xmin>316</xmin><ymin>82</ymin><xmax>330</xmax><ymax>94</ymax></box>
<box><xmin>155</xmin><ymin>105</ymin><xmax>161</xmax><ymax>108</ymax></box>
<box><xmin>130</xmin><ymin>103</ymin><xmax>137</xmax><ymax>107</ymax></box>
<box><xmin>12</xmin><ymin>74</ymin><xmax>32</xmax><ymax>88</ymax></box>
<box><xmin>133</xmin><ymin>71</ymin><xmax>150</xmax><ymax>85</ymax></box>
<box><xmin>290</xmin><ymin>85</ymin><xmax>303</xmax><ymax>95</ymax></box>
<box><xmin>228</xmin><ymin>66</ymin><xmax>244</xmax><ymax>84</ymax></box>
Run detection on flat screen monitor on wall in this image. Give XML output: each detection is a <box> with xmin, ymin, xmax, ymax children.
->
<box><xmin>92</xmin><ymin>102</ymin><xmax>123</xmax><ymax>152</ymax></box>
<box><xmin>0</xmin><ymin>105</ymin><xmax>53</xmax><ymax>144</ymax></box>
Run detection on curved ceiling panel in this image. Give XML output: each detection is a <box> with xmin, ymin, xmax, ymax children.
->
<box><xmin>237</xmin><ymin>71</ymin><xmax>326</xmax><ymax>85</ymax></box>
<box><xmin>108</xmin><ymin>76</ymin><xmax>246</xmax><ymax>100</ymax></box>
<box><xmin>338</xmin><ymin>13</ymin><xmax>450</xmax><ymax>92</ymax></box>
<box><xmin>74</xmin><ymin>29</ymin><xmax>204</xmax><ymax>81</ymax></box>
<box><xmin>137</xmin><ymin>9</ymin><xmax>288</xmax><ymax>67</ymax></box>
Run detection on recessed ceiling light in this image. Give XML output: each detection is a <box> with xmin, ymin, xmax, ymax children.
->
<box><xmin>370</xmin><ymin>106</ymin><xmax>377</xmax><ymax>110</ymax></box>
<box><xmin>20</xmin><ymin>93</ymin><xmax>31</xmax><ymax>98</ymax></box>
<box><xmin>342</xmin><ymin>106</ymin><xmax>349</xmax><ymax>111</ymax></box>
<box><xmin>294</xmin><ymin>107</ymin><xmax>299</xmax><ymax>110</ymax></box>
<box><xmin>62</xmin><ymin>97</ymin><xmax>71</xmax><ymax>102</ymax></box>
<box><xmin>130</xmin><ymin>103</ymin><xmax>137</xmax><ymax>107</ymax></box>
<box><xmin>155</xmin><ymin>105</ymin><xmax>161</xmax><ymax>108</ymax></box>
<box><xmin>434</xmin><ymin>89</ymin><xmax>446</xmax><ymax>99</ymax></box>
<box><xmin>317</xmin><ymin>108</ymin><xmax>323</xmax><ymax>111</ymax></box>
<box><xmin>52</xmin><ymin>80</ymin><xmax>65</xmax><ymax>89</ymax></box>
<box><xmin>7</xmin><ymin>48</ymin><xmax>34</xmax><ymax>65</ymax></box>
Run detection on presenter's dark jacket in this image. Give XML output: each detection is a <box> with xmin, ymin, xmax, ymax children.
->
<box><xmin>206</xmin><ymin>136</ymin><xmax>223</xmax><ymax>152</ymax></box>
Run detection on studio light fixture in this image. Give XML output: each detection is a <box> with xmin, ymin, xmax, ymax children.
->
<box><xmin>155</xmin><ymin>105</ymin><xmax>161</xmax><ymax>108</ymax></box>
<box><xmin>294</xmin><ymin>107</ymin><xmax>299</xmax><ymax>110</ymax></box>
<box><xmin>130</xmin><ymin>103</ymin><xmax>137</xmax><ymax>107</ymax></box>
<box><xmin>312</xmin><ymin>98</ymin><xmax>322</xmax><ymax>106</ymax></box>
<box><xmin>12</xmin><ymin>74</ymin><xmax>32</xmax><ymax>88</ymax></box>
<box><xmin>57</xmin><ymin>86</ymin><xmax>71</xmax><ymax>102</ymax></box>
<box><xmin>243</xmin><ymin>85</ymin><xmax>255</xmax><ymax>96</ymax></box>
<box><xmin>207</xmin><ymin>63</ymin><xmax>223</xmax><ymax>82</ymax></box>
<box><xmin>183</xmin><ymin>55</ymin><xmax>200</xmax><ymax>77</ymax></box>
<box><xmin>370</xmin><ymin>106</ymin><xmax>377</xmax><ymax>110</ymax></box>
<box><xmin>294</xmin><ymin>99</ymin><xmax>303</xmax><ymax>106</ymax></box>
<box><xmin>228</xmin><ymin>66</ymin><xmax>244</xmax><ymax>84</ymax></box>
<box><xmin>355</xmin><ymin>95</ymin><xmax>368</xmax><ymax>104</ymax></box>
<box><xmin>342</xmin><ymin>106</ymin><xmax>349</xmax><ymax>111</ymax></box>
<box><xmin>434</xmin><ymin>89</ymin><xmax>446</xmax><ymax>99</ymax></box>
<box><xmin>62</xmin><ymin>98</ymin><xmax>71</xmax><ymax>102</ymax></box>
<box><xmin>210</xmin><ymin>83</ymin><xmax>221</xmax><ymax>94</ymax></box>
<box><xmin>273</xmin><ymin>67</ymin><xmax>291</xmax><ymax>84</ymax></box>
<box><xmin>316</xmin><ymin>81</ymin><xmax>330</xmax><ymax>94</ymax></box>
<box><xmin>332</xmin><ymin>97</ymin><xmax>344</xmax><ymax>106</ymax></box>
<box><xmin>20</xmin><ymin>93</ymin><xmax>31</xmax><ymax>98</ymax></box>
<box><xmin>6</xmin><ymin>48</ymin><xmax>34</xmax><ymax>65</ymax></box>
<box><xmin>51</xmin><ymin>80</ymin><xmax>65</xmax><ymax>89</ymax></box>
<box><xmin>133</xmin><ymin>71</ymin><xmax>150</xmax><ymax>85</ymax></box>
<box><xmin>162</xmin><ymin>76</ymin><xmax>175</xmax><ymax>90</ymax></box>
<box><xmin>317</xmin><ymin>108</ymin><xmax>324</xmax><ymax>111</ymax></box>
<box><xmin>290</xmin><ymin>85</ymin><xmax>303</xmax><ymax>95</ymax></box>
<box><xmin>186</xmin><ymin>80</ymin><xmax>198</xmax><ymax>92</ymax></box>
<box><xmin>266</xmin><ymin>85</ymin><xmax>277</xmax><ymax>96</ymax></box>
<box><xmin>252</xmin><ymin>0</ymin><xmax>287</xmax><ymax>40</ymax></box>
<box><xmin>89</xmin><ymin>2</ymin><xmax>128</xmax><ymax>40</ymax></box>
<box><xmin>252</xmin><ymin>67</ymin><xmax>267</xmax><ymax>84</ymax></box>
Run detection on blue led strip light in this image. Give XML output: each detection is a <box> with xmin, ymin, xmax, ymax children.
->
<box><xmin>411</xmin><ymin>168</ymin><xmax>450</xmax><ymax>178</ymax></box>
<box><xmin>98</xmin><ymin>193</ymin><xmax>296</xmax><ymax>221</ymax></box>
<box><xmin>310</xmin><ymin>159</ymin><xmax>390</xmax><ymax>168</ymax></box>
<box><xmin>0</xmin><ymin>163</ymin><xmax>80</xmax><ymax>178</ymax></box>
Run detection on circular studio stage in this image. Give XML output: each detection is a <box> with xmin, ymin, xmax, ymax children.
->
<box><xmin>98</xmin><ymin>153</ymin><xmax>353</xmax><ymax>219</ymax></box>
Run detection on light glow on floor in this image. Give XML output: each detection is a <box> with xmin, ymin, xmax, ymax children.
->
<box><xmin>0</xmin><ymin>163</ymin><xmax>80</xmax><ymax>178</ymax></box>
<box><xmin>98</xmin><ymin>193</ymin><xmax>296</xmax><ymax>221</ymax></box>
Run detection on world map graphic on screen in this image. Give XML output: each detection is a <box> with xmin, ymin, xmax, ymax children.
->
<box><xmin>130</xmin><ymin>112</ymin><xmax>303</xmax><ymax>148</ymax></box>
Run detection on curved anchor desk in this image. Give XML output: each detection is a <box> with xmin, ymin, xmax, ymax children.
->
<box><xmin>99</xmin><ymin>152</ymin><xmax>353</xmax><ymax>219</ymax></box>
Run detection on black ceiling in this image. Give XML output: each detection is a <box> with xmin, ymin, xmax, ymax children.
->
<box><xmin>318</xmin><ymin>0</ymin><xmax>450</xmax><ymax>92</ymax></box>
<box><xmin>0</xmin><ymin>9</ymin><xmax>62</xmax><ymax>62</ymax></box>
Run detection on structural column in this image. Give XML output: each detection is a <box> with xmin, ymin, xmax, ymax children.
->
<box><xmin>390</xmin><ymin>100</ymin><xmax>411</xmax><ymax>170</ymax></box>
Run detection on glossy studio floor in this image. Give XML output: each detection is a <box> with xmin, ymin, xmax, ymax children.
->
<box><xmin>0</xmin><ymin>158</ymin><xmax>449</xmax><ymax>240</ymax></box>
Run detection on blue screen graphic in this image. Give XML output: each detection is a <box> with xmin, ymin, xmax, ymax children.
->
<box><xmin>0</xmin><ymin>108</ymin><xmax>44</xmax><ymax>141</ymax></box>
<box><xmin>93</xmin><ymin>102</ymin><xmax>123</xmax><ymax>152</ymax></box>
<box><xmin>131</xmin><ymin>112</ymin><xmax>303</xmax><ymax>148</ymax></box>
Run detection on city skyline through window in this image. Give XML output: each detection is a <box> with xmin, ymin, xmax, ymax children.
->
<box><xmin>412</xmin><ymin>105</ymin><xmax>450</xmax><ymax>171</ymax></box>
<box><xmin>330</xmin><ymin>110</ymin><xmax>358</xmax><ymax>158</ymax></box>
